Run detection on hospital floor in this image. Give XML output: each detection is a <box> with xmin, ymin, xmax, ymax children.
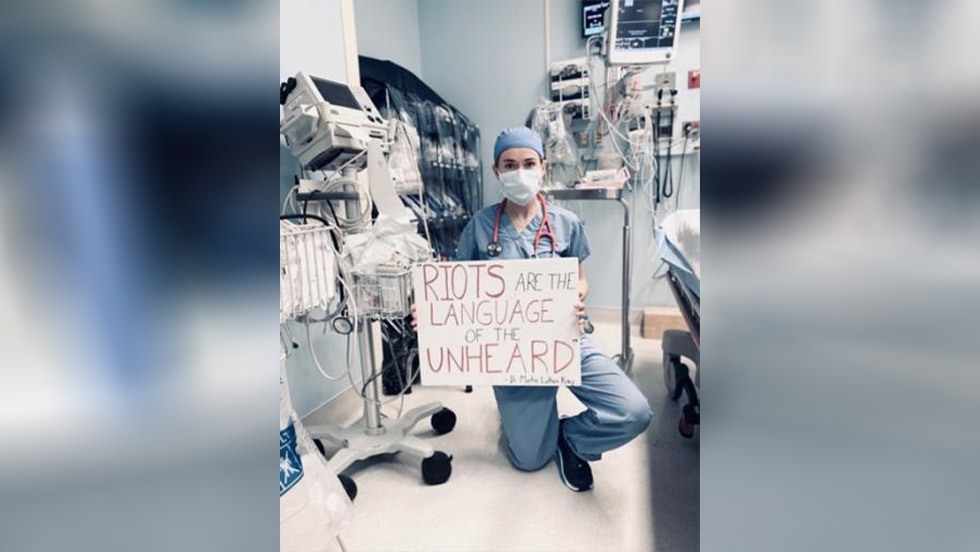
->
<box><xmin>306</xmin><ymin>318</ymin><xmax>700</xmax><ymax>552</ymax></box>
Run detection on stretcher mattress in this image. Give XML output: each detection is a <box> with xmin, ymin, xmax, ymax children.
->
<box><xmin>657</xmin><ymin>209</ymin><xmax>700</xmax><ymax>301</ymax></box>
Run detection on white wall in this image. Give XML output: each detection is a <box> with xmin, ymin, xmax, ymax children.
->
<box><xmin>280</xmin><ymin>0</ymin><xmax>349</xmax><ymax>82</ymax></box>
<box><xmin>417</xmin><ymin>0</ymin><xmax>549</xmax><ymax>212</ymax></box>
<box><xmin>354</xmin><ymin>0</ymin><xmax>423</xmax><ymax>77</ymax></box>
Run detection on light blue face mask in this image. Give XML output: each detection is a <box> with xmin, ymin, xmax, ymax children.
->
<box><xmin>498</xmin><ymin>169</ymin><xmax>543</xmax><ymax>206</ymax></box>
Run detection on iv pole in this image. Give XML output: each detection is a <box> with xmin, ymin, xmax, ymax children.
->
<box><xmin>299</xmin><ymin>142</ymin><xmax>457</xmax><ymax>486</ymax></box>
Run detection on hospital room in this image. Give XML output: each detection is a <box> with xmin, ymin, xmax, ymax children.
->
<box><xmin>280</xmin><ymin>1</ymin><xmax>700</xmax><ymax>550</ymax></box>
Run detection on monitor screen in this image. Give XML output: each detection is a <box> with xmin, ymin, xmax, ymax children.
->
<box><xmin>583</xmin><ymin>0</ymin><xmax>610</xmax><ymax>37</ymax></box>
<box><xmin>613</xmin><ymin>0</ymin><xmax>679</xmax><ymax>53</ymax></box>
<box><xmin>311</xmin><ymin>77</ymin><xmax>362</xmax><ymax>111</ymax></box>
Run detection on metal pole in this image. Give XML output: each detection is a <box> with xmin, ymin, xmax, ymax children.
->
<box><xmin>342</xmin><ymin>167</ymin><xmax>361</xmax><ymax>231</ymax></box>
<box><xmin>620</xmin><ymin>198</ymin><xmax>633</xmax><ymax>372</ymax></box>
<box><xmin>358</xmin><ymin>319</ymin><xmax>384</xmax><ymax>434</ymax></box>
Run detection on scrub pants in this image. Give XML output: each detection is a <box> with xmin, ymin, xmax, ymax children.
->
<box><xmin>492</xmin><ymin>337</ymin><xmax>653</xmax><ymax>471</ymax></box>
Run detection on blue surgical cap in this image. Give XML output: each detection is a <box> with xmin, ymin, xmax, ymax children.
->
<box><xmin>493</xmin><ymin>127</ymin><xmax>544</xmax><ymax>164</ymax></box>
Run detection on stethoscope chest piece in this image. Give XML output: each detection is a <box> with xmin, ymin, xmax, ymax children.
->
<box><xmin>487</xmin><ymin>194</ymin><xmax>555</xmax><ymax>259</ymax></box>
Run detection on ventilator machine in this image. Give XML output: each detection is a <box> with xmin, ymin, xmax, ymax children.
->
<box><xmin>279</xmin><ymin>72</ymin><xmax>457</xmax><ymax>489</ymax></box>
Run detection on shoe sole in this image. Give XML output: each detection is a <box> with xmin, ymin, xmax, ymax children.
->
<box><xmin>556</xmin><ymin>451</ymin><xmax>592</xmax><ymax>492</ymax></box>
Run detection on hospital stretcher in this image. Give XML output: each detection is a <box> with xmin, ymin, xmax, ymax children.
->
<box><xmin>657</xmin><ymin>210</ymin><xmax>700</xmax><ymax>438</ymax></box>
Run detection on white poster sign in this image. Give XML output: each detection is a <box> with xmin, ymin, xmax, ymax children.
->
<box><xmin>412</xmin><ymin>258</ymin><xmax>582</xmax><ymax>386</ymax></box>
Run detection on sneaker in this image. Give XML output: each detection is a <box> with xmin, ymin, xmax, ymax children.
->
<box><xmin>556</xmin><ymin>419</ymin><xmax>593</xmax><ymax>492</ymax></box>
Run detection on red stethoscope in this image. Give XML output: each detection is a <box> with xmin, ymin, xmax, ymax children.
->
<box><xmin>487</xmin><ymin>193</ymin><xmax>556</xmax><ymax>258</ymax></box>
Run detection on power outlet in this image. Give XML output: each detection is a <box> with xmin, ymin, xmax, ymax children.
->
<box><xmin>688</xmin><ymin>69</ymin><xmax>700</xmax><ymax>89</ymax></box>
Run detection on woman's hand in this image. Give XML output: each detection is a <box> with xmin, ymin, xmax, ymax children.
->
<box><xmin>410</xmin><ymin>304</ymin><xmax>418</xmax><ymax>331</ymax></box>
<box><xmin>573</xmin><ymin>299</ymin><xmax>586</xmax><ymax>333</ymax></box>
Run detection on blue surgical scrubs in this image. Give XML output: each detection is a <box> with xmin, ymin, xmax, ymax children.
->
<box><xmin>456</xmin><ymin>200</ymin><xmax>652</xmax><ymax>471</ymax></box>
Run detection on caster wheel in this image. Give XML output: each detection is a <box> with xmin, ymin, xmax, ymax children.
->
<box><xmin>421</xmin><ymin>451</ymin><xmax>453</xmax><ymax>485</ymax></box>
<box><xmin>338</xmin><ymin>474</ymin><xmax>358</xmax><ymax>501</ymax></box>
<box><xmin>431</xmin><ymin>407</ymin><xmax>457</xmax><ymax>435</ymax></box>
<box><xmin>683</xmin><ymin>403</ymin><xmax>700</xmax><ymax>425</ymax></box>
<box><xmin>663</xmin><ymin>354</ymin><xmax>687</xmax><ymax>401</ymax></box>
<box><xmin>678</xmin><ymin>417</ymin><xmax>696</xmax><ymax>439</ymax></box>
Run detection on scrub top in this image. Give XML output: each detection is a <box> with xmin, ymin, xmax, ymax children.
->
<box><xmin>455</xmin><ymin>201</ymin><xmax>591</xmax><ymax>262</ymax></box>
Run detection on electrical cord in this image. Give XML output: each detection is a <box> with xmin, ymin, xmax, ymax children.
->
<box><xmin>290</xmin><ymin>263</ymin><xmax>355</xmax><ymax>380</ymax></box>
<box><xmin>281</xmin><ymin>185</ymin><xmax>299</xmax><ymax>215</ymax></box>
<box><xmin>280</xmin><ymin>326</ymin><xmax>299</xmax><ymax>358</ymax></box>
<box><xmin>305</xmin><ymin>318</ymin><xmax>348</xmax><ymax>381</ymax></box>
<box><xmin>646</xmin><ymin>135</ymin><xmax>690</xmax><ymax>223</ymax></box>
<box><xmin>394</xmin><ymin>350</ymin><xmax>418</xmax><ymax>420</ymax></box>
<box><xmin>380</xmin><ymin>317</ymin><xmax>419</xmax><ymax>420</ymax></box>
<box><xmin>585</xmin><ymin>35</ymin><xmax>663</xmax><ymax>203</ymax></box>
<box><xmin>358</xmin><ymin>325</ymin><xmax>418</xmax><ymax>406</ymax></box>
<box><xmin>335</xmin><ymin>285</ymin><xmax>418</xmax><ymax>409</ymax></box>
<box><xmin>296</xmin><ymin>165</ymin><xmax>369</xmax><ymax>231</ymax></box>
<box><xmin>662</xmin><ymin>91</ymin><xmax>678</xmax><ymax>199</ymax></box>
<box><xmin>634</xmin><ymin>132</ymin><xmax>688</xmax><ymax>223</ymax></box>
<box><xmin>322</xmin><ymin>177</ymin><xmax>372</xmax><ymax>230</ymax></box>
<box><xmin>373</xmin><ymin>326</ymin><xmax>409</xmax><ymax>419</ymax></box>
<box><xmin>654</xmin><ymin>89</ymin><xmax>663</xmax><ymax>205</ymax></box>
<box><xmin>279</xmin><ymin>213</ymin><xmax>332</xmax><ymax>227</ymax></box>
<box><xmin>323</xmin><ymin>197</ymin><xmax>342</xmax><ymax>230</ymax></box>
<box><xmin>675</xmin><ymin>135</ymin><xmax>690</xmax><ymax>208</ymax></box>
<box><xmin>585</xmin><ymin>35</ymin><xmax>644</xmax><ymax>172</ymax></box>
<box><xmin>382</xmin><ymin>328</ymin><xmax>407</xmax><ymax>418</ymax></box>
